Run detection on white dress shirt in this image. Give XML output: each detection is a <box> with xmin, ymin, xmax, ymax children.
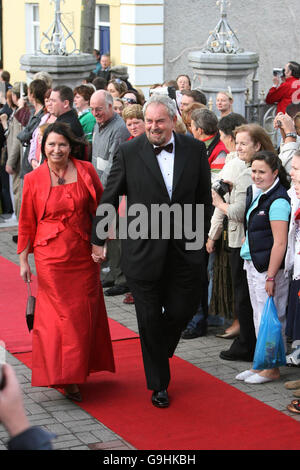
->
<box><xmin>154</xmin><ymin>134</ymin><xmax>175</xmax><ymax>200</ymax></box>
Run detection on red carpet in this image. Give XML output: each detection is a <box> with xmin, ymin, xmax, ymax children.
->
<box><xmin>0</xmin><ymin>256</ymin><xmax>138</xmax><ymax>354</ymax></box>
<box><xmin>15</xmin><ymin>340</ymin><xmax>300</xmax><ymax>450</ymax></box>
<box><xmin>5</xmin><ymin>255</ymin><xmax>300</xmax><ymax>450</ymax></box>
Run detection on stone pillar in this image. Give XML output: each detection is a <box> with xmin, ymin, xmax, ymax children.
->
<box><xmin>120</xmin><ymin>0</ymin><xmax>164</xmax><ymax>97</ymax></box>
<box><xmin>20</xmin><ymin>53</ymin><xmax>96</xmax><ymax>88</ymax></box>
<box><xmin>188</xmin><ymin>51</ymin><xmax>259</xmax><ymax>117</ymax></box>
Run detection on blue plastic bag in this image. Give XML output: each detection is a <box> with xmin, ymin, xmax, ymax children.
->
<box><xmin>253</xmin><ymin>296</ymin><xmax>286</xmax><ymax>370</ymax></box>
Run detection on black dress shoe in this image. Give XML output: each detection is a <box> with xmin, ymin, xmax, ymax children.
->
<box><xmin>181</xmin><ymin>327</ymin><xmax>207</xmax><ymax>339</ymax></box>
<box><xmin>12</xmin><ymin>235</ymin><xmax>18</xmax><ymax>244</ymax></box>
<box><xmin>151</xmin><ymin>390</ymin><xmax>169</xmax><ymax>408</ymax></box>
<box><xmin>101</xmin><ymin>280</ymin><xmax>114</xmax><ymax>288</ymax></box>
<box><xmin>219</xmin><ymin>349</ymin><xmax>253</xmax><ymax>362</ymax></box>
<box><xmin>104</xmin><ymin>285</ymin><xmax>130</xmax><ymax>296</ymax></box>
<box><xmin>65</xmin><ymin>391</ymin><xmax>82</xmax><ymax>402</ymax></box>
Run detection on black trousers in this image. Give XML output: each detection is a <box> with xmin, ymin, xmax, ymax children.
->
<box><xmin>0</xmin><ymin>162</ymin><xmax>13</xmax><ymax>214</ymax></box>
<box><xmin>227</xmin><ymin>248</ymin><xmax>256</xmax><ymax>358</ymax></box>
<box><xmin>127</xmin><ymin>246</ymin><xmax>204</xmax><ymax>391</ymax></box>
<box><xmin>101</xmin><ymin>239</ymin><xmax>128</xmax><ymax>286</ymax></box>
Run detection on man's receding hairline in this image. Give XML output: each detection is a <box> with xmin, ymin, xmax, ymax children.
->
<box><xmin>91</xmin><ymin>90</ymin><xmax>112</xmax><ymax>107</ymax></box>
<box><xmin>145</xmin><ymin>102</ymin><xmax>173</xmax><ymax>116</ymax></box>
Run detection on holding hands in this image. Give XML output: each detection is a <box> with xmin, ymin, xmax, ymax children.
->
<box><xmin>206</xmin><ymin>238</ymin><xmax>215</xmax><ymax>254</ymax></box>
<box><xmin>92</xmin><ymin>242</ymin><xmax>107</xmax><ymax>263</ymax></box>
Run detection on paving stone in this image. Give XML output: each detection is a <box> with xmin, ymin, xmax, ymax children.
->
<box><xmin>53</xmin><ymin>439</ymin><xmax>85</xmax><ymax>450</ymax></box>
<box><xmin>23</xmin><ymin>398</ymin><xmax>36</xmax><ymax>405</ymax></box>
<box><xmin>91</xmin><ymin>428</ymin><xmax>117</xmax><ymax>441</ymax></box>
<box><xmin>42</xmin><ymin>400</ymin><xmax>77</xmax><ymax>410</ymax></box>
<box><xmin>21</xmin><ymin>384</ymin><xmax>46</xmax><ymax>393</ymax></box>
<box><xmin>30</xmin><ymin>391</ymin><xmax>54</xmax><ymax>403</ymax></box>
<box><xmin>66</xmin><ymin>409</ymin><xmax>92</xmax><ymax>421</ymax></box>
<box><xmin>25</xmin><ymin>403</ymin><xmax>47</xmax><ymax>415</ymax></box>
<box><xmin>49</xmin><ymin>433</ymin><xmax>74</xmax><ymax>442</ymax></box>
<box><xmin>65</xmin><ymin>422</ymin><xmax>108</xmax><ymax>434</ymax></box>
<box><xmin>43</xmin><ymin>389</ymin><xmax>65</xmax><ymax>400</ymax></box>
<box><xmin>45</xmin><ymin>423</ymin><xmax>72</xmax><ymax>435</ymax></box>
<box><xmin>14</xmin><ymin>373</ymin><xmax>29</xmax><ymax>384</ymax></box>
<box><xmin>89</xmin><ymin>440</ymin><xmax>133</xmax><ymax>450</ymax></box>
<box><xmin>51</xmin><ymin>411</ymin><xmax>76</xmax><ymax>423</ymax></box>
<box><xmin>88</xmin><ymin>439</ymin><xmax>125</xmax><ymax>450</ymax></box>
<box><xmin>75</xmin><ymin>432</ymin><xmax>102</xmax><ymax>444</ymax></box>
<box><xmin>7</xmin><ymin>356</ymin><xmax>24</xmax><ymax>366</ymax></box>
<box><xmin>69</xmin><ymin>445</ymin><xmax>91</xmax><ymax>450</ymax></box>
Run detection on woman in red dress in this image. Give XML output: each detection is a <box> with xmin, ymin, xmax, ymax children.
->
<box><xmin>17</xmin><ymin>122</ymin><xmax>115</xmax><ymax>401</ymax></box>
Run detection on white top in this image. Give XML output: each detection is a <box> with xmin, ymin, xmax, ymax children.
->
<box><xmin>154</xmin><ymin>134</ymin><xmax>175</xmax><ymax>200</ymax></box>
<box><xmin>285</xmin><ymin>185</ymin><xmax>300</xmax><ymax>280</ymax></box>
<box><xmin>294</xmin><ymin>219</ymin><xmax>300</xmax><ymax>280</ymax></box>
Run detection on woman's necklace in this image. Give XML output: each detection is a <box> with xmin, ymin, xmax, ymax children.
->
<box><xmin>48</xmin><ymin>163</ymin><xmax>69</xmax><ymax>185</ymax></box>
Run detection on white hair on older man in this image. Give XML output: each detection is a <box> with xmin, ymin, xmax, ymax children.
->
<box><xmin>143</xmin><ymin>94</ymin><xmax>177</xmax><ymax>120</ymax></box>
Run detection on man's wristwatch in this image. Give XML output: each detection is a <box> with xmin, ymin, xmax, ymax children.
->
<box><xmin>285</xmin><ymin>132</ymin><xmax>297</xmax><ymax>139</ymax></box>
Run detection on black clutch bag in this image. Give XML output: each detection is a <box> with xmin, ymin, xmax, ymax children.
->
<box><xmin>26</xmin><ymin>281</ymin><xmax>35</xmax><ymax>332</ymax></box>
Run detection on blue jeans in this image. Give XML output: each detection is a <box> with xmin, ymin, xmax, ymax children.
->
<box><xmin>186</xmin><ymin>252</ymin><xmax>215</xmax><ymax>331</ymax></box>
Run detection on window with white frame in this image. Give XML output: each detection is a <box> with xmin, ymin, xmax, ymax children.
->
<box><xmin>25</xmin><ymin>3</ymin><xmax>40</xmax><ymax>54</ymax></box>
<box><xmin>94</xmin><ymin>4</ymin><xmax>110</xmax><ymax>54</ymax></box>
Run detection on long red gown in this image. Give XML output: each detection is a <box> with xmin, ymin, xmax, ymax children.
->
<box><xmin>18</xmin><ymin>161</ymin><xmax>115</xmax><ymax>387</ymax></box>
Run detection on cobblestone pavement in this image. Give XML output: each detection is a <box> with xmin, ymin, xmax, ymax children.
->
<box><xmin>1</xmin><ymin>224</ymin><xmax>300</xmax><ymax>451</ymax></box>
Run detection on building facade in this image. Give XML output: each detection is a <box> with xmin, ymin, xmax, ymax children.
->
<box><xmin>2</xmin><ymin>0</ymin><xmax>121</xmax><ymax>82</ymax></box>
<box><xmin>164</xmin><ymin>0</ymin><xmax>300</xmax><ymax>99</ymax></box>
<box><xmin>1</xmin><ymin>0</ymin><xmax>300</xmax><ymax>100</ymax></box>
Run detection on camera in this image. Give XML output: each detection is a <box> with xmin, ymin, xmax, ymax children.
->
<box><xmin>273</xmin><ymin>68</ymin><xmax>285</xmax><ymax>78</ymax></box>
<box><xmin>212</xmin><ymin>179</ymin><xmax>230</xmax><ymax>200</ymax></box>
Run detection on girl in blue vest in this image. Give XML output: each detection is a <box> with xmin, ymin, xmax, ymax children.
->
<box><xmin>236</xmin><ymin>151</ymin><xmax>291</xmax><ymax>384</ymax></box>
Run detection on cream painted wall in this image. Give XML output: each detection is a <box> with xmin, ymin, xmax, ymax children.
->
<box><xmin>3</xmin><ymin>0</ymin><xmax>27</xmax><ymax>82</ymax></box>
<box><xmin>2</xmin><ymin>0</ymin><xmax>121</xmax><ymax>83</ymax></box>
<box><xmin>108</xmin><ymin>0</ymin><xmax>121</xmax><ymax>67</ymax></box>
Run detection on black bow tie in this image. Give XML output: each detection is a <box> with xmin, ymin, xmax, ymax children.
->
<box><xmin>153</xmin><ymin>143</ymin><xmax>174</xmax><ymax>156</ymax></box>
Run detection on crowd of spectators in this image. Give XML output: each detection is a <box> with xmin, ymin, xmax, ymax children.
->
<box><xmin>2</xmin><ymin>54</ymin><xmax>300</xmax><ymax>448</ymax></box>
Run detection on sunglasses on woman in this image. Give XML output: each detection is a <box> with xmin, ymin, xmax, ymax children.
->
<box><xmin>123</xmin><ymin>98</ymin><xmax>137</xmax><ymax>104</ymax></box>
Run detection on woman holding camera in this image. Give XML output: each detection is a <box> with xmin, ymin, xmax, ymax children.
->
<box><xmin>207</xmin><ymin>122</ymin><xmax>275</xmax><ymax>361</ymax></box>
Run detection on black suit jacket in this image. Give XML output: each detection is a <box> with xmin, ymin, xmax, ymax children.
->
<box><xmin>91</xmin><ymin>132</ymin><xmax>212</xmax><ymax>281</ymax></box>
<box><xmin>56</xmin><ymin>109</ymin><xmax>84</xmax><ymax>138</ymax></box>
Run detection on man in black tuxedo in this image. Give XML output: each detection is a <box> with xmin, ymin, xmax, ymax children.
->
<box><xmin>91</xmin><ymin>94</ymin><xmax>212</xmax><ymax>408</ymax></box>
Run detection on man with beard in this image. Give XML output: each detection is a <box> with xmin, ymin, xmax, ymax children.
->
<box><xmin>91</xmin><ymin>94</ymin><xmax>211</xmax><ymax>407</ymax></box>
